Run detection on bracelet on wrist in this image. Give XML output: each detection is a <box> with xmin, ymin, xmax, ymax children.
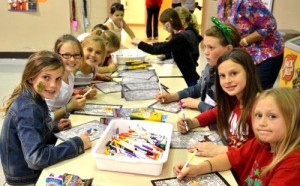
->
<box><xmin>205</xmin><ymin>160</ymin><xmax>213</xmax><ymax>173</ymax></box>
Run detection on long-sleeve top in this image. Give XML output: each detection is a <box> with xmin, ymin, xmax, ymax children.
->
<box><xmin>227</xmin><ymin>138</ymin><xmax>300</xmax><ymax>185</ymax></box>
<box><xmin>137</xmin><ymin>30</ymin><xmax>200</xmax><ymax>85</ymax></box>
<box><xmin>0</xmin><ymin>90</ymin><xmax>84</xmax><ymax>185</ymax></box>
<box><xmin>178</xmin><ymin>64</ymin><xmax>216</xmax><ymax>112</ymax></box>
<box><xmin>217</xmin><ymin>0</ymin><xmax>283</xmax><ymax>65</ymax></box>
<box><xmin>195</xmin><ymin>103</ymin><xmax>254</xmax><ymax>150</ymax></box>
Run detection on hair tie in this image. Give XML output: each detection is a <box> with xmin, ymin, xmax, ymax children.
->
<box><xmin>211</xmin><ymin>16</ymin><xmax>232</xmax><ymax>44</ymax></box>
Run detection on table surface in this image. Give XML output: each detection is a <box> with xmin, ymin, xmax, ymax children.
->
<box><xmin>36</xmin><ymin>77</ymin><xmax>238</xmax><ymax>186</ymax></box>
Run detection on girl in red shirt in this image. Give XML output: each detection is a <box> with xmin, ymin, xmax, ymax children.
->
<box><xmin>177</xmin><ymin>48</ymin><xmax>262</xmax><ymax>157</ymax></box>
<box><xmin>175</xmin><ymin>87</ymin><xmax>300</xmax><ymax>186</ymax></box>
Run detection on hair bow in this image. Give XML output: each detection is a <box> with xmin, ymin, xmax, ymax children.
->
<box><xmin>211</xmin><ymin>16</ymin><xmax>232</xmax><ymax>44</ymax></box>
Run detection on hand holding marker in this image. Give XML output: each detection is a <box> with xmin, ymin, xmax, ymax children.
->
<box><xmin>83</xmin><ymin>86</ymin><xmax>93</xmax><ymax>97</ymax></box>
<box><xmin>158</xmin><ymin>81</ymin><xmax>164</xmax><ymax>103</ymax></box>
<box><xmin>179</xmin><ymin>100</ymin><xmax>189</xmax><ymax>131</ymax></box>
<box><xmin>177</xmin><ymin>149</ymin><xmax>198</xmax><ymax>179</ymax></box>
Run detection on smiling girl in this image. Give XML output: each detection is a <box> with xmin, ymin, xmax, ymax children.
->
<box><xmin>0</xmin><ymin>51</ymin><xmax>91</xmax><ymax>185</ymax></box>
<box><xmin>177</xmin><ymin>48</ymin><xmax>262</xmax><ymax>157</ymax></box>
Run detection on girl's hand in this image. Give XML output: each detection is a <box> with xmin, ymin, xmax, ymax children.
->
<box><xmin>58</xmin><ymin>119</ymin><xmax>72</xmax><ymax>131</ymax></box>
<box><xmin>155</xmin><ymin>92</ymin><xmax>178</xmax><ymax>103</ymax></box>
<box><xmin>173</xmin><ymin>163</ymin><xmax>200</xmax><ymax>181</ymax></box>
<box><xmin>131</xmin><ymin>38</ymin><xmax>142</xmax><ymax>46</ymax></box>
<box><xmin>188</xmin><ymin>142</ymin><xmax>228</xmax><ymax>157</ymax></box>
<box><xmin>79</xmin><ymin>133</ymin><xmax>91</xmax><ymax>150</ymax></box>
<box><xmin>177</xmin><ymin>117</ymin><xmax>193</xmax><ymax>134</ymax></box>
<box><xmin>69</xmin><ymin>95</ymin><xmax>86</xmax><ymax>110</ymax></box>
<box><xmin>181</xmin><ymin>98</ymin><xmax>200</xmax><ymax>109</ymax></box>
<box><xmin>94</xmin><ymin>73</ymin><xmax>113</xmax><ymax>81</ymax></box>
<box><xmin>81</xmin><ymin>85</ymin><xmax>97</xmax><ymax>99</ymax></box>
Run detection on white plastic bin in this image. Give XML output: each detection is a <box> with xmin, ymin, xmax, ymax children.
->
<box><xmin>91</xmin><ymin>119</ymin><xmax>173</xmax><ymax>176</ymax></box>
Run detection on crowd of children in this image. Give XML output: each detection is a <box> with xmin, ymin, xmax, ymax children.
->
<box><xmin>0</xmin><ymin>2</ymin><xmax>298</xmax><ymax>186</ymax></box>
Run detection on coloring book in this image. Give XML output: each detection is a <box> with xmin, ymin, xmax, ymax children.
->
<box><xmin>73</xmin><ymin>103</ymin><xmax>122</xmax><ymax>116</ymax></box>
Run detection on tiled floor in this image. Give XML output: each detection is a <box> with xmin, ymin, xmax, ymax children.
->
<box><xmin>0</xmin><ymin>26</ymin><xmax>206</xmax><ymax>185</ymax></box>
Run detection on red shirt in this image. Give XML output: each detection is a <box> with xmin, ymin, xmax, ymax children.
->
<box><xmin>195</xmin><ymin>104</ymin><xmax>254</xmax><ymax>150</ymax></box>
<box><xmin>146</xmin><ymin>0</ymin><xmax>163</xmax><ymax>8</ymax></box>
<box><xmin>227</xmin><ymin>138</ymin><xmax>300</xmax><ymax>186</ymax></box>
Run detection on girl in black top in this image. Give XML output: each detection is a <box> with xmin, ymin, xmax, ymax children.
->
<box><xmin>132</xmin><ymin>8</ymin><xmax>200</xmax><ymax>87</ymax></box>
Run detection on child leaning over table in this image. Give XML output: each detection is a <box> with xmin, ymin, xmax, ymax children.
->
<box><xmin>0</xmin><ymin>51</ymin><xmax>91</xmax><ymax>185</ymax></box>
<box><xmin>132</xmin><ymin>8</ymin><xmax>200</xmax><ymax>87</ymax></box>
<box><xmin>177</xmin><ymin>48</ymin><xmax>262</xmax><ymax>157</ymax></box>
<box><xmin>174</xmin><ymin>88</ymin><xmax>300</xmax><ymax>185</ymax></box>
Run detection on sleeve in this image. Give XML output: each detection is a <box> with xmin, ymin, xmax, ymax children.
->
<box><xmin>138</xmin><ymin>35</ymin><xmax>184</xmax><ymax>55</ymax></box>
<box><xmin>178</xmin><ymin>82</ymin><xmax>202</xmax><ymax>99</ymax></box>
<box><xmin>194</xmin><ymin>107</ymin><xmax>217</xmax><ymax>127</ymax></box>
<box><xmin>242</xmin><ymin>0</ymin><xmax>278</xmax><ymax>37</ymax></box>
<box><xmin>17</xmin><ymin>104</ymin><xmax>84</xmax><ymax>170</ymax></box>
<box><xmin>267</xmin><ymin>150</ymin><xmax>300</xmax><ymax>186</ymax></box>
<box><xmin>227</xmin><ymin>138</ymin><xmax>257</xmax><ymax>171</ymax></box>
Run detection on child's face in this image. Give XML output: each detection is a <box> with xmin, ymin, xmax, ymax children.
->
<box><xmin>203</xmin><ymin>36</ymin><xmax>230</xmax><ymax>67</ymax></box>
<box><xmin>252</xmin><ymin>95</ymin><xmax>286</xmax><ymax>150</ymax></box>
<box><xmin>58</xmin><ymin>41</ymin><xmax>81</xmax><ymax>73</ymax></box>
<box><xmin>111</xmin><ymin>10</ymin><xmax>124</xmax><ymax>23</ymax></box>
<box><xmin>31</xmin><ymin>67</ymin><xmax>64</xmax><ymax>99</ymax></box>
<box><xmin>83</xmin><ymin>41</ymin><xmax>106</xmax><ymax>67</ymax></box>
<box><xmin>218</xmin><ymin>59</ymin><xmax>247</xmax><ymax>101</ymax></box>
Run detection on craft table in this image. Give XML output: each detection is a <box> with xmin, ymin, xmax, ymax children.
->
<box><xmin>36</xmin><ymin>77</ymin><xmax>238</xmax><ymax>186</ymax></box>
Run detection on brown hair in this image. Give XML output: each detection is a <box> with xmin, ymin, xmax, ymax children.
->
<box><xmin>215</xmin><ymin>48</ymin><xmax>262</xmax><ymax>140</ymax></box>
<box><xmin>1</xmin><ymin>51</ymin><xmax>64</xmax><ymax>114</ymax></box>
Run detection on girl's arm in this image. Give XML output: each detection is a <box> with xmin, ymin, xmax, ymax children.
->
<box><xmin>174</xmin><ymin>153</ymin><xmax>232</xmax><ymax>180</ymax></box>
<box><xmin>97</xmin><ymin>63</ymin><xmax>118</xmax><ymax>74</ymax></box>
<box><xmin>122</xmin><ymin>20</ymin><xmax>135</xmax><ymax>39</ymax></box>
<box><xmin>104</xmin><ymin>21</ymin><xmax>114</xmax><ymax>31</ymax></box>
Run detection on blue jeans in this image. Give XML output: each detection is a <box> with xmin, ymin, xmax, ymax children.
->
<box><xmin>256</xmin><ymin>53</ymin><xmax>283</xmax><ymax>90</ymax></box>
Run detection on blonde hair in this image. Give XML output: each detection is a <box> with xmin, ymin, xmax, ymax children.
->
<box><xmin>174</xmin><ymin>6</ymin><xmax>199</xmax><ymax>33</ymax></box>
<box><xmin>252</xmin><ymin>88</ymin><xmax>300</xmax><ymax>175</ymax></box>
<box><xmin>0</xmin><ymin>51</ymin><xmax>64</xmax><ymax>114</ymax></box>
<box><xmin>90</xmin><ymin>28</ymin><xmax>120</xmax><ymax>50</ymax></box>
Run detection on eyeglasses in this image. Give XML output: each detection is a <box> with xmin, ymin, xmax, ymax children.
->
<box><xmin>59</xmin><ymin>53</ymin><xmax>82</xmax><ymax>59</ymax></box>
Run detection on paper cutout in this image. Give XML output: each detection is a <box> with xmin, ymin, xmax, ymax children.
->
<box><xmin>73</xmin><ymin>103</ymin><xmax>122</xmax><ymax>116</ymax></box>
<box><xmin>151</xmin><ymin>172</ymin><xmax>230</xmax><ymax>186</ymax></box>
<box><xmin>95</xmin><ymin>81</ymin><xmax>122</xmax><ymax>93</ymax></box>
<box><xmin>171</xmin><ymin>131</ymin><xmax>224</xmax><ymax>149</ymax></box>
<box><xmin>149</xmin><ymin>101</ymin><xmax>180</xmax><ymax>113</ymax></box>
<box><xmin>54</xmin><ymin>120</ymin><xmax>106</xmax><ymax>141</ymax></box>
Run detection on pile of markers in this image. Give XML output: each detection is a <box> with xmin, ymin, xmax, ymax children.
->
<box><xmin>103</xmin><ymin>126</ymin><xmax>167</xmax><ymax>160</ymax></box>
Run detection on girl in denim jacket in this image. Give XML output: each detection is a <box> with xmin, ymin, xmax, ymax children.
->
<box><xmin>0</xmin><ymin>51</ymin><xmax>91</xmax><ymax>185</ymax></box>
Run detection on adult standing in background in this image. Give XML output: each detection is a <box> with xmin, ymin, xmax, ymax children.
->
<box><xmin>217</xmin><ymin>0</ymin><xmax>284</xmax><ymax>89</ymax></box>
<box><xmin>146</xmin><ymin>0</ymin><xmax>163</xmax><ymax>40</ymax></box>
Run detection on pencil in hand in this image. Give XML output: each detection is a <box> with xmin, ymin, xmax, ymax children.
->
<box><xmin>158</xmin><ymin>82</ymin><xmax>164</xmax><ymax>103</ymax></box>
<box><xmin>83</xmin><ymin>86</ymin><xmax>93</xmax><ymax>97</ymax></box>
<box><xmin>179</xmin><ymin>100</ymin><xmax>189</xmax><ymax>131</ymax></box>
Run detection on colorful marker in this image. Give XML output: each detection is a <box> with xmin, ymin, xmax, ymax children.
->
<box><xmin>179</xmin><ymin>100</ymin><xmax>189</xmax><ymax>131</ymax></box>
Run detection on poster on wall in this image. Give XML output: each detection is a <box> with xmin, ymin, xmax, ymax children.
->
<box><xmin>8</xmin><ymin>0</ymin><xmax>37</xmax><ymax>12</ymax></box>
<box><xmin>261</xmin><ymin>0</ymin><xmax>274</xmax><ymax>12</ymax></box>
